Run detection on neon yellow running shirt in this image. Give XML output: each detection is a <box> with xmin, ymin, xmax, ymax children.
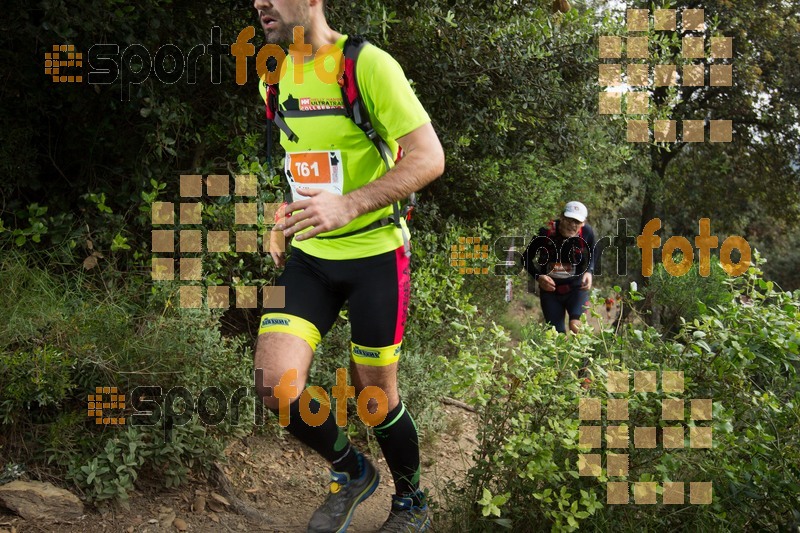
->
<box><xmin>259</xmin><ymin>35</ymin><xmax>430</xmax><ymax>260</ymax></box>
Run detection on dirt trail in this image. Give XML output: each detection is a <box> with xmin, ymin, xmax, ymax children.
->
<box><xmin>0</xmin><ymin>407</ymin><xmax>477</xmax><ymax>533</ymax></box>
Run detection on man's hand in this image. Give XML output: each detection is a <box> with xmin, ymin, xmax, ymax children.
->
<box><xmin>280</xmin><ymin>188</ymin><xmax>357</xmax><ymax>241</ymax></box>
<box><xmin>581</xmin><ymin>272</ymin><xmax>593</xmax><ymax>291</ymax></box>
<box><xmin>538</xmin><ymin>275</ymin><xmax>556</xmax><ymax>292</ymax></box>
<box><xmin>269</xmin><ymin>226</ymin><xmax>286</xmax><ymax>267</ymax></box>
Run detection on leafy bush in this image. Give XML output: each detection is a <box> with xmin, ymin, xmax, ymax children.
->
<box><xmin>644</xmin><ymin>257</ymin><xmax>734</xmax><ymax>335</ymax></box>
<box><xmin>0</xmin><ymin>250</ymin><xmax>254</xmax><ymax>502</ymax></box>
<box><xmin>442</xmin><ymin>261</ymin><xmax>799</xmax><ymax>532</ymax></box>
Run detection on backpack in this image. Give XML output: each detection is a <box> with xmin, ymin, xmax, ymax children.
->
<box><xmin>522</xmin><ymin>220</ymin><xmax>587</xmax><ymax>275</ymax></box>
<box><xmin>262</xmin><ymin>35</ymin><xmax>415</xmax><ymax>241</ymax></box>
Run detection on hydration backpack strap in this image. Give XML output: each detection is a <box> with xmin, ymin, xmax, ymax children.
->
<box><xmin>265</xmin><ymin>82</ymin><xmax>299</xmax><ymax>171</ymax></box>
<box><xmin>340</xmin><ymin>36</ymin><xmax>410</xmax><ymax>241</ymax></box>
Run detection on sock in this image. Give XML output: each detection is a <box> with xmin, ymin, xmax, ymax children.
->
<box><xmin>374</xmin><ymin>401</ymin><xmax>422</xmax><ymax>505</ymax></box>
<box><xmin>270</xmin><ymin>397</ymin><xmax>361</xmax><ymax>479</ymax></box>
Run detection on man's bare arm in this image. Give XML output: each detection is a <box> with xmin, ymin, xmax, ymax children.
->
<box><xmin>346</xmin><ymin>122</ymin><xmax>444</xmax><ymax>217</ymax></box>
<box><xmin>282</xmin><ymin>123</ymin><xmax>445</xmax><ymax>240</ymax></box>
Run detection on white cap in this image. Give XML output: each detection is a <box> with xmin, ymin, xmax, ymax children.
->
<box><xmin>563</xmin><ymin>201</ymin><xmax>588</xmax><ymax>222</ymax></box>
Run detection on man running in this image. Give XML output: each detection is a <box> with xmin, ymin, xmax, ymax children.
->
<box><xmin>522</xmin><ymin>201</ymin><xmax>596</xmax><ymax>334</ymax></box>
<box><xmin>251</xmin><ymin>1</ymin><xmax>444</xmax><ymax>531</ymax></box>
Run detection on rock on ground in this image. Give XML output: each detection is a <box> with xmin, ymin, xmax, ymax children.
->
<box><xmin>0</xmin><ymin>481</ymin><xmax>83</xmax><ymax>522</ymax></box>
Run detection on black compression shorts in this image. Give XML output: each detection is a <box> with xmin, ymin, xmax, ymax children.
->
<box><xmin>258</xmin><ymin>245</ymin><xmax>411</xmax><ymax>366</ymax></box>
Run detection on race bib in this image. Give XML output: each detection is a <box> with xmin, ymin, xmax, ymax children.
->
<box><xmin>549</xmin><ymin>262</ymin><xmax>576</xmax><ymax>279</ymax></box>
<box><xmin>285</xmin><ymin>150</ymin><xmax>344</xmax><ymax>201</ymax></box>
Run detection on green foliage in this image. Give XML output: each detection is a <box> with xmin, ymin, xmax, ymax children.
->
<box><xmin>0</xmin><ymin>251</ymin><xmax>253</xmax><ymax>502</ymax></box>
<box><xmin>0</xmin><ymin>346</ymin><xmax>75</xmax><ymax>425</ymax></box>
<box><xmin>443</xmin><ymin>264</ymin><xmax>799</xmax><ymax>532</ymax></box>
<box><xmin>644</xmin><ymin>257</ymin><xmax>734</xmax><ymax>335</ymax></box>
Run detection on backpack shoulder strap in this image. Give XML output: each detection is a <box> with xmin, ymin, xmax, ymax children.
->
<box><xmin>547</xmin><ymin>220</ymin><xmax>557</xmax><ymax>238</ymax></box>
<box><xmin>339</xmin><ymin>36</ymin><xmax>415</xmax><ymax>229</ymax></box>
<box><xmin>339</xmin><ymin>36</ymin><xmax>394</xmax><ymax>172</ymax></box>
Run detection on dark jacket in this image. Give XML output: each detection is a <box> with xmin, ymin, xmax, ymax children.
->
<box><xmin>521</xmin><ymin>221</ymin><xmax>596</xmax><ymax>287</ymax></box>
